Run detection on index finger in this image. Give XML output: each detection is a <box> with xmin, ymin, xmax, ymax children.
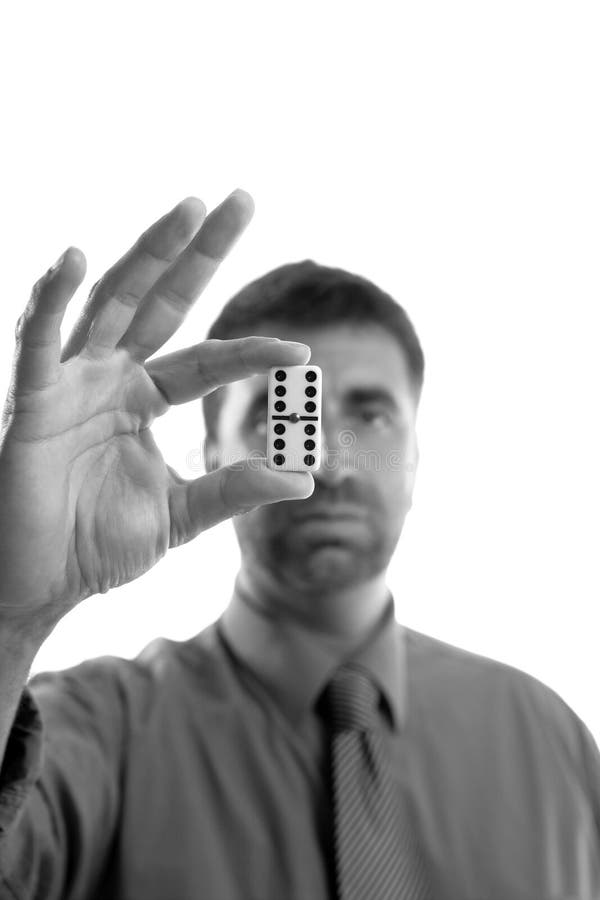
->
<box><xmin>145</xmin><ymin>337</ymin><xmax>311</xmax><ymax>405</ymax></box>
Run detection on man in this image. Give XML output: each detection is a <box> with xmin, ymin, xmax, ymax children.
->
<box><xmin>0</xmin><ymin>191</ymin><xmax>599</xmax><ymax>900</ymax></box>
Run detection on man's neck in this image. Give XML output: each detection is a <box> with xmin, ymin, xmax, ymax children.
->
<box><xmin>233</xmin><ymin>563</ymin><xmax>392</xmax><ymax>646</ymax></box>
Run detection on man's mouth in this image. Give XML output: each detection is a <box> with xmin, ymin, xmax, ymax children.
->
<box><xmin>292</xmin><ymin>505</ymin><xmax>365</xmax><ymax>522</ymax></box>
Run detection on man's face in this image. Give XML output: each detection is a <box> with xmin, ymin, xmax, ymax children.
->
<box><xmin>207</xmin><ymin>322</ymin><xmax>420</xmax><ymax>592</ymax></box>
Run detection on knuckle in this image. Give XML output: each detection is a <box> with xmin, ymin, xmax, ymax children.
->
<box><xmin>31</xmin><ymin>273</ymin><xmax>47</xmax><ymax>300</ymax></box>
<box><xmin>20</xmin><ymin>333</ymin><xmax>54</xmax><ymax>350</ymax></box>
<box><xmin>148</xmin><ymin>372</ymin><xmax>174</xmax><ymax>408</ymax></box>
<box><xmin>1</xmin><ymin>387</ymin><xmax>16</xmax><ymax>430</ymax></box>
<box><xmin>168</xmin><ymin>485</ymin><xmax>190</xmax><ymax>549</ymax></box>
<box><xmin>14</xmin><ymin>308</ymin><xmax>41</xmax><ymax>346</ymax></box>
<box><xmin>190</xmin><ymin>341</ymin><xmax>222</xmax><ymax>394</ymax></box>
<box><xmin>218</xmin><ymin>465</ymin><xmax>233</xmax><ymax>511</ymax></box>
<box><xmin>190</xmin><ymin>234</ymin><xmax>226</xmax><ymax>265</ymax></box>
<box><xmin>87</xmin><ymin>277</ymin><xmax>102</xmax><ymax>301</ymax></box>
<box><xmin>221</xmin><ymin>463</ymin><xmax>258</xmax><ymax>517</ymax></box>
<box><xmin>15</xmin><ymin>313</ymin><xmax>25</xmax><ymax>342</ymax></box>
<box><xmin>234</xmin><ymin>338</ymin><xmax>257</xmax><ymax>377</ymax></box>
<box><xmin>110</xmin><ymin>289</ymin><xmax>142</xmax><ymax>310</ymax></box>
<box><xmin>137</xmin><ymin>235</ymin><xmax>176</xmax><ymax>266</ymax></box>
<box><xmin>159</xmin><ymin>284</ymin><xmax>190</xmax><ymax>313</ymax></box>
<box><xmin>77</xmin><ymin>278</ymin><xmax>105</xmax><ymax>320</ymax></box>
<box><xmin>193</xmin><ymin>358</ymin><xmax>211</xmax><ymax>394</ymax></box>
<box><xmin>219</xmin><ymin>465</ymin><xmax>245</xmax><ymax>515</ymax></box>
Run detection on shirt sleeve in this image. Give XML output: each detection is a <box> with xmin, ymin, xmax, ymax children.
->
<box><xmin>536</xmin><ymin>675</ymin><xmax>600</xmax><ymax>852</ymax></box>
<box><xmin>0</xmin><ymin>658</ymin><xmax>131</xmax><ymax>900</ymax></box>
<box><xmin>575</xmin><ymin>713</ymin><xmax>600</xmax><ymax>844</ymax></box>
<box><xmin>0</xmin><ymin>689</ymin><xmax>44</xmax><ymax>838</ymax></box>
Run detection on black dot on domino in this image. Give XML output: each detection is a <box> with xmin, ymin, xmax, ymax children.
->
<box><xmin>274</xmin><ymin>439</ymin><xmax>285</xmax><ymax>450</ymax></box>
<box><xmin>304</xmin><ymin>439</ymin><xmax>315</xmax><ymax>451</ymax></box>
<box><xmin>304</xmin><ymin>424</ymin><xmax>315</xmax><ymax>435</ymax></box>
<box><xmin>275</xmin><ymin>385</ymin><xmax>286</xmax><ymax>397</ymax></box>
<box><xmin>275</xmin><ymin>370</ymin><xmax>287</xmax><ymax>382</ymax></box>
<box><xmin>274</xmin><ymin>454</ymin><xmax>285</xmax><ymax>465</ymax></box>
<box><xmin>304</xmin><ymin>401</ymin><xmax>316</xmax><ymax>413</ymax></box>
<box><xmin>304</xmin><ymin>454</ymin><xmax>315</xmax><ymax>466</ymax></box>
<box><xmin>274</xmin><ymin>400</ymin><xmax>286</xmax><ymax>412</ymax></box>
<box><xmin>305</xmin><ymin>370</ymin><xmax>317</xmax><ymax>382</ymax></box>
<box><xmin>305</xmin><ymin>385</ymin><xmax>316</xmax><ymax>397</ymax></box>
<box><xmin>274</xmin><ymin>423</ymin><xmax>285</xmax><ymax>435</ymax></box>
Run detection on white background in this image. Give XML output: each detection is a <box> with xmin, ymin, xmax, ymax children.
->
<box><xmin>1</xmin><ymin>2</ymin><xmax>599</xmax><ymax>741</ymax></box>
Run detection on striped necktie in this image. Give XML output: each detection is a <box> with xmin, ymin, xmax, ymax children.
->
<box><xmin>321</xmin><ymin>662</ymin><xmax>433</xmax><ymax>900</ymax></box>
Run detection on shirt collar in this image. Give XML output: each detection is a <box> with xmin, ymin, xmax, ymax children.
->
<box><xmin>218</xmin><ymin>584</ymin><xmax>407</xmax><ymax>733</ymax></box>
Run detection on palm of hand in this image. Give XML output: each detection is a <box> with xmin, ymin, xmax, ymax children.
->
<box><xmin>1</xmin><ymin>350</ymin><xmax>172</xmax><ymax>616</ymax></box>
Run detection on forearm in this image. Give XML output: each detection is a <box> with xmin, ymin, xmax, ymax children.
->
<box><xmin>0</xmin><ymin>636</ymin><xmax>126</xmax><ymax>900</ymax></box>
<box><xmin>0</xmin><ymin>618</ymin><xmax>46</xmax><ymax>768</ymax></box>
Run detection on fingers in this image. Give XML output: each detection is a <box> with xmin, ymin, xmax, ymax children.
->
<box><xmin>116</xmin><ymin>189</ymin><xmax>255</xmax><ymax>363</ymax></box>
<box><xmin>12</xmin><ymin>249</ymin><xmax>86</xmax><ymax>394</ymax></box>
<box><xmin>145</xmin><ymin>336</ymin><xmax>311</xmax><ymax>405</ymax></box>
<box><xmin>61</xmin><ymin>197</ymin><xmax>207</xmax><ymax>362</ymax></box>
<box><xmin>168</xmin><ymin>458</ymin><xmax>314</xmax><ymax>546</ymax></box>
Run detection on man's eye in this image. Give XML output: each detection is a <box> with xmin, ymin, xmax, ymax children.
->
<box><xmin>359</xmin><ymin>407</ymin><xmax>390</xmax><ymax>427</ymax></box>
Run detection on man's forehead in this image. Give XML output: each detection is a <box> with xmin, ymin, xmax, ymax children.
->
<box><xmin>262</xmin><ymin>321</ymin><xmax>408</xmax><ymax>373</ymax></box>
<box><xmin>230</xmin><ymin>322</ymin><xmax>415</xmax><ymax>404</ymax></box>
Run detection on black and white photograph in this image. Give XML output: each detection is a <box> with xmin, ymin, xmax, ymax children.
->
<box><xmin>0</xmin><ymin>3</ymin><xmax>599</xmax><ymax>898</ymax></box>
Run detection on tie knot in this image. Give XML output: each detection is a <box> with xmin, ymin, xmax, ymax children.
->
<box><xmin>322</xmin><ymin>663</ymin><xmax>381</xmax><ymax>733</ymax></box>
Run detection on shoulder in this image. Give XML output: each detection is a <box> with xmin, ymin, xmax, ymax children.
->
<box><xmin>403</xmin><ymin>625</ymin><xmax>598</xmax><ymax>762</ymax></box>
<box><xmin>404</xmin><ymin>623</ymin><xmax>561</xmax><ymax>698</ymax></box>
<box><xmin>27</xmin><ymin>620</ymin><xmax>226</xmax><ymax>731</ymax></box>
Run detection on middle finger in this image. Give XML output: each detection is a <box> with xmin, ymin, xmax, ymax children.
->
<box><xmin>116</xmin><ymin>189</ymin><xmax>255</xmax><ymax>364</ymax></box>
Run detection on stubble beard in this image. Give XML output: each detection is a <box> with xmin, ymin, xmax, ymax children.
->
<box><xmin>240</xmin><ymin>519</ymin><xmax>400</xmax><ymax>594</ymax></box>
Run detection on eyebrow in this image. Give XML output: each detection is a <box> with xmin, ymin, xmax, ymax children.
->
<box><xmin>345</xmin><ymin>387</ymin><xmax>400</xmax><ymax>410</ymax></box>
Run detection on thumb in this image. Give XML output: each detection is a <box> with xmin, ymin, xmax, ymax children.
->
<box><xmin>168</xmin><ymin>458</ymin><xmax>314</xmax><ymax>546</ymax></box>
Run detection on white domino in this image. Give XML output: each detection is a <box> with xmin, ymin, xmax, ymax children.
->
<box><xmin>266</xmin><ymin>365</ymin><xmax>322</xmax><ymax>472</ymax></box>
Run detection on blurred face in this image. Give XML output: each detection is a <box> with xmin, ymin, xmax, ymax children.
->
<box><xmin>208</xmin><ymin>322</ymin><xmax>420</xmax><ymax>593</ymax></box>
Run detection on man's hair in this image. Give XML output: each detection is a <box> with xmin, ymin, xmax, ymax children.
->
<box><xmin>202</xmin><ymin>260</ymin><xmax>425</xmax><ymax>441</ymax></box>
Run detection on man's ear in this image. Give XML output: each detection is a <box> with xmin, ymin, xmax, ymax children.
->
<box><xmin>203</xmin><ymin>436</ymin><xmax>220</xmax><ymax>474</ymax></box>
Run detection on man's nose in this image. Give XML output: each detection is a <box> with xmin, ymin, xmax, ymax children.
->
<box><xmin>313</xmin><ymin>427</ymin><xmax>353</xmax><ymax>486</ymax></box>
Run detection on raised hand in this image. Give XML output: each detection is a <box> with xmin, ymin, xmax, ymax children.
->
<box><xmin>0</xmin><ymin>191</ymin><xmax>313</xmax><ymax>637</ymax></box>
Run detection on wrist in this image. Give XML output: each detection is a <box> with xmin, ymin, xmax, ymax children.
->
<box><xmin>0</xmin><ymin>607</ymin><xmax>59</xmax><ymax>663</ymax></box>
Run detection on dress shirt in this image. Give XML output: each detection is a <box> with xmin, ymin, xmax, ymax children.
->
<box><xmin>1</xmin><ymin>588</ymin><xmax>600</xmax><ymax>900</ymax></box>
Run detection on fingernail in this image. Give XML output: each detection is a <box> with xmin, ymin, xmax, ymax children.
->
<box><xmin>176</xmin><ymin>196</ymin><xmax>206</xmax><ymax>217</ymax></box>
<box><xmin>228</xmin><ymin>187</ymin><xmax>253</xmax><ymax>205</ymax></box>
<box><xmin>285</xmin><ymin>341</ymin><xmax>311</xmax><ymax>352</ymax></box>
<box><xmin>48</xmin><ymin>249</ymin><xmax>67</xmax><ymax>276</ymax></box>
